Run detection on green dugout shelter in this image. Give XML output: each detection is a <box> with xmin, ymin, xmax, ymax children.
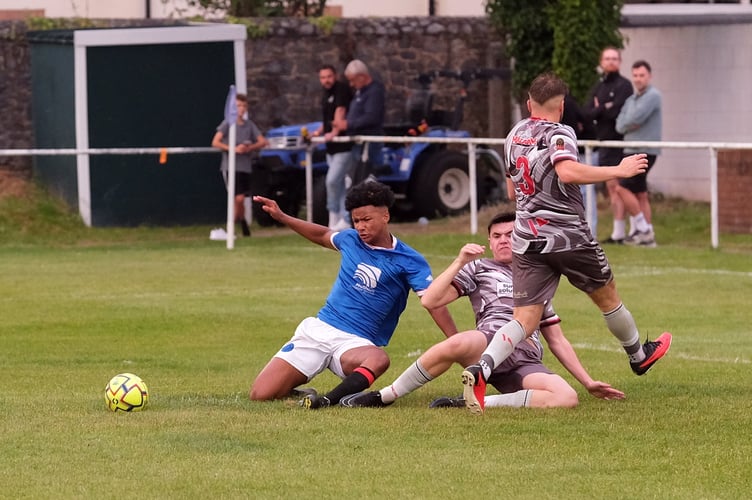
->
<box><xmin>29</xmin><ymin>23</ymin><xmax>247</xmax><ymax>227</ymax></box>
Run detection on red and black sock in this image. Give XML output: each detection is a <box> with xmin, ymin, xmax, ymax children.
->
<box><xmin>324</xmin><ymin>367</ymin><xmax>376</xmax><ymax>404</ymax></box>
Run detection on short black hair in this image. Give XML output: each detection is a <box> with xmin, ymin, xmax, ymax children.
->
<box><xmin>345</xmin><ymin>180</ymin><xmax>395</xmax><ymax>211</ymax></box>
<box><xmin>632</xmin><ymin>60</ymin><xmax>652</xmax><ymax>73</ymax></box>
<box><xmin>319</xmin><ymin>64</ymin><xmax>337</xmax><ymax>73</ymax></box>
<box><xmin>487</xmin><ymin>211</ymin><xmax>515</xmax><ymax>234</ymax></box>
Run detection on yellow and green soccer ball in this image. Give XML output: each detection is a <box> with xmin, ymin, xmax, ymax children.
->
<box><xmin>105</xmin><ymin>373</ymin><xmax>149</xmax><ymax>412</ymax></box>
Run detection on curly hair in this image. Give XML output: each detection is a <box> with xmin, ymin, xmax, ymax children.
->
<box><xmin>345</xmin><ymin>180</ymin><xmax>395</xmax><ymax>211</ymax></box>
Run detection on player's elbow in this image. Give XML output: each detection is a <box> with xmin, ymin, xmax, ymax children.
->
<box><xmin>421</xmin><ymin>295</ymin><xmax>438</xmax><ymax>310</ymax></box>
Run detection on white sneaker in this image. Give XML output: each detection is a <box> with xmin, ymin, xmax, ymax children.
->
<box><xmin>331</xmin><ymin>219</ymin><xmax>351</xmax><ymax>232</ymax></box>
<box><xmin>209</xmin><ymin>228</ymin><xmax>236</xmax><ymax>241</ymax></box>
<box><xmin>624</xmin><ymin>229</ymin><xmax>655</xmax><ymax>247</ymax></box>
<box><xmin>328</xmin><ymin>211</ymin><xmax>341</xmax><ymax>230</ymax></box>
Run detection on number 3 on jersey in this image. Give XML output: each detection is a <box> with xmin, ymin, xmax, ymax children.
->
<box><xmin>514</xmin><ymin>156</ymin><xmax>535</xmax><ymax>195</ymax></box>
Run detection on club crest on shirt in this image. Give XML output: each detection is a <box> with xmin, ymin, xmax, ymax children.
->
<box><xmin>353</xmin><ymin>263</ymin><xmax>382</xmax><ymax>292</ymax></box>
<box><xmin>555</xmin><ymin>137</ymin><xmax>566</xmax><ymax>150</ymax></box>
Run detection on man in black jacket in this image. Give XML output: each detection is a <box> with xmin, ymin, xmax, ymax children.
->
<box><xmin>583</xmin><ymin>47</ymin><xmax>633</xmax><ymax>243</ymax></box>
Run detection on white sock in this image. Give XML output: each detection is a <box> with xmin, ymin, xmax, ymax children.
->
<box><xmin>379</xmin><ymin>359</ymin><xmax>433</xmax><ymax>403</ymax></box>
<box><xmin>603</xmin><ymin>303</ymin><xmax>644</xmax><ymax>363</ymax></box>
<box><xmin>633</xmin><ymin>213</ymin><xmax>649</xmax><ymax>233</ymax></box>
<box><xmin>611</xmin><ymin>219</ymin><xmax>626</xmax><ymax>240</ymax></box>
<box><xmin>479</xmin><ymin>320</ymin><xmax>526</xmax><ymax>379</ymax></box>
<box><xmin>484</xmin><ymin>390</ymin><xmax>533</xmax><ymax>408</ymax></box>
<box><xmin>628</xmin><ymin>216</ymin><xmax>637</xmax><ymax>236</ymax></box>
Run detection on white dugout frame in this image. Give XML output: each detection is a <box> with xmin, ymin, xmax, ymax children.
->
<box><xmin>72</xmin><ymin>24</ymin><xmax>247</xmax><ymax>226</ymax></box>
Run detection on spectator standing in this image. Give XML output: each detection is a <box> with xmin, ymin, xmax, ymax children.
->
<box><xmin>615</xmin><ymin>60</ymin><xmax>662</xmax><ymax>247</ymax></box>
<box><xmin>211</xmin><ymin>93</ymin><xmax>268</xmax><ymax>237</ymax></box>
<box><xmin>312</xmin><ymin>64</ymin><xmax>353</xmax><ymax>232</ymax></box>
<box><xmin>583</xmin><ymin>47</ymin><xmax>633</xmax><ymax>243</ymax></box>
<box><xmin>341</xmin><ymin>60</ymin><xmax>386</xmax><ymax>181</ymax></box>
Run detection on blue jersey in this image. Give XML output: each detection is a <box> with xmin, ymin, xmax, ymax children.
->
<box><xmin>317</xmin><ymin>230</ymin><xmax>434</xmax><ymax>346</ymax></box>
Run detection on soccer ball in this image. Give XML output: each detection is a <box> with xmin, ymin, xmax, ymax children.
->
<box><xmin>105</xmin><ymin>373</ymin><xmax>149</xmax><ymax>412</ymax></box>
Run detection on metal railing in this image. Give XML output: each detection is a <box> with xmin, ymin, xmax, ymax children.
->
<box><xmin>3</xmin><ymin>138</ymin><xmax>752</xmax><ymax>249</ymax></box>
<box><xmin>308</xmin><ymin>135</ymin><xmax>752</xmax><ymax>248</ymax></box>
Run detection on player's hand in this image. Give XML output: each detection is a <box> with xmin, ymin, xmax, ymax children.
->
<box><xmin>617</xmin><ymin>153</ymin><xmax>648</xmax><ymax>178</ymax></box>
<box><xmin>253</xmin><ymin>195</ymin><xmax>283</xmax><ymax>221</ymax></box>
<box><xmin>457</xmin><ymin>243</ymin><xmax>486</xmax><ymax>264</ymax></box>
<box><xmin>586</xmin><ymin>381</ymin><xmax>625</xmax><ymax>400</ymax></box>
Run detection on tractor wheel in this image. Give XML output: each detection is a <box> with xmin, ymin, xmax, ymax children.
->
<box><xmin>410</xmin><ymin>151</ymin><xmax>471</xmax><ymax>218</ymax></box>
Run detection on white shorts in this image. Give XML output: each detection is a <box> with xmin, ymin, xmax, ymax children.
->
<box><xmin>273</xmin><ymin>316</ymin><xmax>376</xmax><ymax>380</ymax></box>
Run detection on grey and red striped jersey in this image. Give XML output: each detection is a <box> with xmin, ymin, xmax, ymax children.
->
<box><xmin>504</xmin><ymin>118</ymin><xmax>596</xmax><ymax>254</ymax></box>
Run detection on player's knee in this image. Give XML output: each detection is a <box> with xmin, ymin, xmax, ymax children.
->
<box><xmin>249</xmin><ymin>383</ymin><xmax>280</xmax><ymax>401</ymax></box>
<box><xmin>556</xmin><ymin>386</ymin><xmax>579</xmax><ymax>408</ymax></box>
<box><xmin>371</xmin><ymin>350</ymin><xmax>390</xmax><ymax>375</ymax></box>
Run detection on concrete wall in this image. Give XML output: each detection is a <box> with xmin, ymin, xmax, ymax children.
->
<box><xmin>621</xmin><ymin>21</ymin><xmax>752</xmax><ymax>201</ymax></box>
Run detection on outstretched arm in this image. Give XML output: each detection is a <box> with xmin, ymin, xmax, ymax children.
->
<box><xmin>420</xmin><ymin>243</ymin><xmax>485</xmax><ymax>309</ymax></box>
<box><xmin>252</xmin><ymin>195</ymin><xmax>335</xmax><ymax>249</ymax></box>
<box><xmin>555</xmin><ymin>154</ymin><xmax>648</xmax><ymax>185</ymax></box>
<box><xmin>541</xmin><ymin>323</ymin><xmax>625</xmax><ymax>400</ymax></box>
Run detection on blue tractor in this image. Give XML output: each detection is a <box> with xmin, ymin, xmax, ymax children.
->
<box><xmin>253</xmin><ymin>68</ymin><xmax>510</xmax><ymax>226</ymax></box>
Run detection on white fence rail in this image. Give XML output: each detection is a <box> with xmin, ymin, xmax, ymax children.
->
<box><xmin>3</xmin><ymin>138</ymin><xmax>752</xmax><ymax>249</ymax></box>
<box><xmin>313</xmin><ymin>136</ymin><xmax>752</xmax><ymax>249</ymax></box>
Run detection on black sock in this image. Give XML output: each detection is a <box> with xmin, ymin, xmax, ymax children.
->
<box><xmin>240</xmin><ymin>219</ymin><xmax>250</xmax><ymax>236</ymax></box>
<box><xmin>324</xmin><ymin>368</ymin><xmax>375</xmax><ymax>404</ymax></box>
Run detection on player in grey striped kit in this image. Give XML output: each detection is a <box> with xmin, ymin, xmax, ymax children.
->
<box><xmin>461</xmin><ymin>72</ymin><xmax>672</xmax><ymax>415</ymax></box>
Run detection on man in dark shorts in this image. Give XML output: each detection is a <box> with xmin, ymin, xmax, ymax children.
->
<box><xmin>461</xmin><ymin>72</ymin><xmax>672</xmax><ymax>415</ymax></box>
<box><xmin>212</xmin><ymin>93</ymin><xmax>268</xmax><ymax>237</ymax></box>
<box><xmin>583</xmin><ymin>47</ymin><xmax>633</xmax><ymax>244</ymax></box>
<box><xmin>615</xmin><ymin>60</ymin><xmax>663</xmax><ymax>247</ymax></box>
<box><xmin>339</xmin><ymin>212</ymin><xmax>624</xmax><ymax>410</ymax></box>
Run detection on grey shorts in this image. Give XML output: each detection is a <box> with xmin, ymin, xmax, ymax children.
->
<box><xmin>485</xmin><ymin>337</ymin><xmax>553</xmax><ymax>394</ymax></box>
<box><xmin>513</xmin><ymin>246</ymin><xmax>613</xmax><ymax>307</ymax></box>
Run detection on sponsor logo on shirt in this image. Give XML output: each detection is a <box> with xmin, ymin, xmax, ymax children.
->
<box><xmin>353</xmin><ymin>263</ymin><xmax>382</xmax><ymax>292</ymax></box>
<box><xmin>497</xmin><ymin>282</ymin><xmax>513</xmax><ymax>297</ymax></box>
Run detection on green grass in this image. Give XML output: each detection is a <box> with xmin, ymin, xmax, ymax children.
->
<box><xmin>1</xmin><ymin>188</ymin><xmax>751</xmax><ymax>498</ymax></box>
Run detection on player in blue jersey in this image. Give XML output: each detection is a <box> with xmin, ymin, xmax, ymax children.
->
<box><xmin>249</xmin><ymin>180</ymin><xmax>456</xmax><ymax>409</ymax></box>
<box><xmin>461</xmin><ymin>72</ymin><xmax>672</xmax><ymax>415</ymax></box>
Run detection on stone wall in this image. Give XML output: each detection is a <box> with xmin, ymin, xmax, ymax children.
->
<box><xmin>0</xmin><ymin>21</ymin><xmax>34</xmax><ymax>176</ymax></box>
<box><xmin>0</xmin><ymin>17</ymin><xmax>508</xmax><ymax>179</ymax></box>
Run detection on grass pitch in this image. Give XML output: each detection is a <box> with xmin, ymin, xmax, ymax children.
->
<box><xmin>0</xmin><ymin>190</ymin><xmax>751</xmax><ymax>499</ymax></box>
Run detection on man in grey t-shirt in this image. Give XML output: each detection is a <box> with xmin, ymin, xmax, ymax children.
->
<box><xmin>211</xmin><ymin>93</ymin><xmax>268</xmax><ymax>236</ymax></box>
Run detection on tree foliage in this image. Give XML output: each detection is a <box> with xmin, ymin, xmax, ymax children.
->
<box><xmin>177</xmin><ymin>0</ymin><xmax>327</xmax><ymax>17</ymax></box>
<box><xmin>486</xmin><ymin>0</ymin><xmax>623</xmax><ymax>104</ymax></box>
